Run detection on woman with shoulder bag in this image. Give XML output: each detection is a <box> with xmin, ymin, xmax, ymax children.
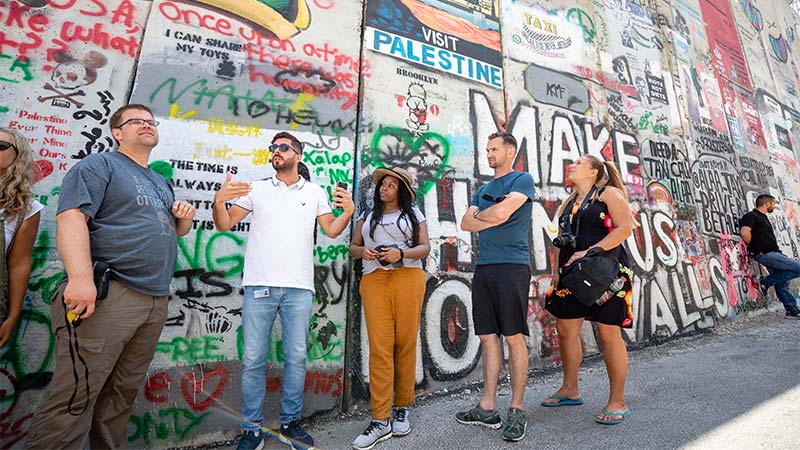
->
<box><xmin>349</xmin><ymin>167</ymin><xmax>430</xmax><ymax>450</ymax></box>
<box><xmin>542</xmin><ymin>155</ymin><xmax>637</xmax><ymax>425</ymax></box>
<box><xmin>0</xmin><ymin>128</ymin><xmax>42</xmax><ymax>348</ymax></box>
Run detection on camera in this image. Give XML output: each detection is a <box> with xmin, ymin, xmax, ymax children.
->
<box><xmin>375</xmin><ymin>244</ymin><xmax>403</xmax><ymax>267</ymax></box>
<box><xmin>553</xmin><ymin>234</ymin><xmax>577</xmax><ymax>249</ymax></box>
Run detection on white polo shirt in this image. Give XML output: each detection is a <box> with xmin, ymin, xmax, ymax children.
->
<box><xmin>234</xmin><ymin>177</ymin><xmax>332</xmax><ymax>291</ymax></box>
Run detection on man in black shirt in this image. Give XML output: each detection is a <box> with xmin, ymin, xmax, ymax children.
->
<box><xmin>740</xmin><ymin>194</ymin><xmax>800</xmax><ymax>319</ymax></box>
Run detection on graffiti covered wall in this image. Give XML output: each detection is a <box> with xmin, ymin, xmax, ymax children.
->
<box><xmin>2</xmin><ymin>0</ymin><xmax>800</xmax><ymax>447</ymax></box>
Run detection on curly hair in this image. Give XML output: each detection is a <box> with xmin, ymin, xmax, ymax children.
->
<box><xmin>0</xmin><ymin>127</ymin><xmax>34</xmax><ymax>220</ymax></box>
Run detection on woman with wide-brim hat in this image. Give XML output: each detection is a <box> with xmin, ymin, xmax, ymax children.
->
<box><xmin>349</xmin><ymin>167</ymin><xmax>430</xmax><ymax>450</ymax></box>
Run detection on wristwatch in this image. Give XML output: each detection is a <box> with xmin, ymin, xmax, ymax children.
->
<box><xmin>399</xmin><ymin>249</ymin><xmax>405</xmax><ymax>260</ymax></box>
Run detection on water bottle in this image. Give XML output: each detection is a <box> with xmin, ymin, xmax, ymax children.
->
<box><xmin>595</xmin><ymin>276</ymin><xmax>626</xmax><ymax>305</ymax></box>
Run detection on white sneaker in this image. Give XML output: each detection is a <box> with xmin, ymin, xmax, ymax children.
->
<box><xmin>391</xmin><ymin>407</ymin><xmax>411</xmax><ymax>436</ymax></box>
<box><xmin>352</xmin><ymin>420</ymin><xmax>392</xmax><ymax>450</ymax></box>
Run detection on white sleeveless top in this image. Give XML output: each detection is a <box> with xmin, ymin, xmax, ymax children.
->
<box><xmin>2</xmin><ymin>199</ymin><xmax>43</xmax><ymax>254</ymax></box>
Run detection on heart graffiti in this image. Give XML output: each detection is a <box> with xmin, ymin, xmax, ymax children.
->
<box><xmin>364</xmin><ymin>126</ymin><xmax>452</xmax><ymax>195</ymax></box>
<box><xmin>32</xmin><ymin>160</ymin><xmax>54</xmax><ymax>184</ymax></box>
<box><xmin>180</xmin><ymin>367</ymin><xmax>228</xmax><ymax>412</ymax></box>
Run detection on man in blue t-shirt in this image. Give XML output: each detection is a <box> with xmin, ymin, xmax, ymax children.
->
<box><xmin>455</xmin><ymin>132</ymin><xmax>535</xmax><ymax>442</ymax></box>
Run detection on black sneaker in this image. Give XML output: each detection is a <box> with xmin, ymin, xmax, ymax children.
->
<box><xmin>786</xmin><ymin>310</ymin><xmax>800</xmax><ymax>320</ymax></box>
<box><xmin>236</xmin><ymin>429</ymin><xmax>265</xmax><ymax>450</ymax></box>
<box><xmin>279</xmin><ymin>420</ymin><xmax>315</xmax><ymax>450</ymax></box>
<box><xmin>502</xmin><ymin>408</ymin><xmax>527</xmax><ymax>442</ymax></box>
<box><xmin>455</xmin><ymin>404</ymin><xmax>502</xmax><ymax>429</ymax></box>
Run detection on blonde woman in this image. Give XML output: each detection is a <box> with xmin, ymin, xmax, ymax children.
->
<box><xmin>0</xmin><ymin>127</ymin><xmax>42</xmax><ymax>348</ymax></box>
<box><xmin>543</xmin><ymin>155</ymin><xmax>636</xmax><ymax>425</ymax></box>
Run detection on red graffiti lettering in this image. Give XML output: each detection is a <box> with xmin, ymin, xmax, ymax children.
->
<box><xmin>264</xmin><ymin>370</ymin><xmax>343</xmax><ymax>398</ymax></box>
<box><xmin>111</xmin><ymin>0</ymin><xmax>138</xmax><ymax>30</ymax></box>
<box><xmin>144</xmin><ymin>371</ymin><xmax>171</xmax><ymax>404</ymax></box>
<box><xmin>312</xmin><ymin>0</ymin><xmax>335</xmax><ymax>9</ymax></box>
<box><xmin>180</xmin><ymin>367</ymin><xmax>229</xmax><ymax>412</ymax></box>
<box><xmin>0</xmin><ymin>2</ymin><xmax>47</xmax><ymax>55</ymax></box>
<box><xmin>47</xmin><ymin>0</ymin><xmax>107</xmax><ymax>16</ymax></box>
<box><xmin>55</xmin><ymin>21</ymin><xmax>139</xmax><ymax>57</ymax></box>
<box><xmin>158</xmin><ymin>1</ymin><xmax>233</xmax><ymax>37</ymax></box>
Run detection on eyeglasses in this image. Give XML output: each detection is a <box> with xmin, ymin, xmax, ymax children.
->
<box><xmin>115</xmin><ymin>118</ymin><xmax>160</xmax><ymax>128</ymax></box>
<box><xmin>0</xmin><ymin>140</ymin><xmax>17</xmax><ymax>152</ymax></box>
<box><xmin>269</xmin><ymin>143</ymin><xmax>300</xmax><ymax>154</ymax></box>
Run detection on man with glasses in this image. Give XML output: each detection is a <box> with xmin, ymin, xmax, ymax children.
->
<box><xmin>213</xmin><ymin>131</ymin><xmax>354</xmax><ymax>450</ymax></box>
<box><xmin>456</xmin><ymin>132</ymin><xmax>535</xmax><ymax>442</ymax></box>
<box><xmin>25</xmin><ymin>104</ymin><xmax>196</xmax><ymax>449</ymax></box>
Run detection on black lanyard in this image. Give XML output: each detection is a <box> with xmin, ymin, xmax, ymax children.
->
<box><xmin>563</xmin><ymin>185</ymin><xmax>598</xmax><ymax>237</ymax></box>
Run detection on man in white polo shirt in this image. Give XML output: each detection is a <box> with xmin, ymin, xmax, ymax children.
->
<box><xmin>213</xmin><ymin>131</ymin><xmax>354</xmax><ymax>450</ymax></box>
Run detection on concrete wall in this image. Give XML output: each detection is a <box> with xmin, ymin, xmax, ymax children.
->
<box><xmin>2</xmin><ymin>0</ymin><xmax>800</xmax><ymax>447</ymax></box>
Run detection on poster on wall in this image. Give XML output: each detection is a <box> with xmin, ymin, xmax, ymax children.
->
<box><xmin>699</xmin><ymin>0</ymin><xmax>753</xmax><ymax>90</ymax></box>
<box><xmin>364</xmin><ymin>0</ymin><xmax>503</xmax><ymax>88</ymax></box>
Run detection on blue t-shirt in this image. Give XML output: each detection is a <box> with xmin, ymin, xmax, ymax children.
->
<box><xmin>57</xmin><ymin>152</ymin><xmax>177</xmax><ymax>296</ymax></box>
<box><xmin>471</xmin><ymin>171</ymin><xmax>536</xmax><ymax>266</ymax></box>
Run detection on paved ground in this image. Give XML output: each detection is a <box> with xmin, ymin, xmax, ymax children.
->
<box><xmin>215</xmin><ymin>310</ymin><xmax>800</xmax><ymax>450</ymax></box>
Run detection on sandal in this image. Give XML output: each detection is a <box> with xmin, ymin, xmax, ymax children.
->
<box><xmin>595</xmin><ymin>408</ymin><xmax>630</xmax><ymax>425</ymax></box>
<box><xmin>541</xmin><ymin>394</ymin><xmax>585</xmax><ymax>407</ymax></box>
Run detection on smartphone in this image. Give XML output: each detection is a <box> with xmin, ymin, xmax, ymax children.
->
<box><xmin>335</xmin><ymin>182</ymin><xmax>348</xmax><ymax>210</ymax></box>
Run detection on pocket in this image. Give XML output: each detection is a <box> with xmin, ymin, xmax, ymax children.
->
<box><xmin>55</xmin><ymin>328</ymin><xmax>106</xmax><ymax>354</ymax></box>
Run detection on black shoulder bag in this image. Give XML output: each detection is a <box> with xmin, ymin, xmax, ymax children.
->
<box><xmin>557</xmin><ymin>188</ymin><xmax>621</xmax><ymax>306</ymax></box>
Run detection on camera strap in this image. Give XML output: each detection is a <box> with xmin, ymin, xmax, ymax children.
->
<box><xmin>61</xmin><ymin>292</ymin><xmax>91</xmax><ymax>416</ymax></box>
<box><xmin>564</xmin><ymin>185</ymin><xmax>598</xmax><ymax>238</ymax></box>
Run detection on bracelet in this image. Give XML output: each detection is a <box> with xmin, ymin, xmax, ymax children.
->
<box><xmin>399</xmin><ymin>249</ymin><xmax>405</xmax><ymax>260</ymax></box>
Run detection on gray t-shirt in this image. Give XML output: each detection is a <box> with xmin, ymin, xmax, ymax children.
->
<box><xmin>57</xmin><ymin>151</ymin><xmax>177</xmax><ymax>296</ymax></box>
<box><xmin>360</xmin><ymin>207</ymin><xmax>426</xmax><ymax>275</ymax></box>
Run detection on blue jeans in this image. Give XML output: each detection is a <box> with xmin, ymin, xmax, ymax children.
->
<box><xmin>754</xmin><ymin>252</ymin><xmax>800</xmax><ymax>313</ymax></box>
<box><xmin>241</xmin><ymin>286</ymin><xmax>313</xmax><ymax>429</ymax></box>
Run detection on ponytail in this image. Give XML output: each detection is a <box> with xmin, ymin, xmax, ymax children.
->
<box><xmin>601</xmin><ymin>160</ymin><xmax>640</xmax><ymax>227</ymax></box>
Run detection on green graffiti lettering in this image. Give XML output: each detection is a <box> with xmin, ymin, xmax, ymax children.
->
<box><xmin>0</xmin><ymin>54</ymin><xmax>34</xmax><ymax>84</ymax></box>
<box><xmin>0</xmin><ymin>309</ymin><xmax>55</xmax><ymax>396</ymax></box>
<box><xmin>128</xmin><ymin>408</ymin><xmax>210</xmax><ymax>446</ymax></box>
<box><xmin>178</xmin><ymin>228</ymin><xmax>245</xmax><ymax>278</ymax></box>
<box><xmin>156</xmin><ymin>336</ymin><xmax>226</xmax><ymax>365</ymax></box>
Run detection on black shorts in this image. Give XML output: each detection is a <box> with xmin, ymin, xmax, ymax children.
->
<box><xmin>471</xmin><ymin>263</ymin><xmax>531</xmax><ymax>336</ymax></box>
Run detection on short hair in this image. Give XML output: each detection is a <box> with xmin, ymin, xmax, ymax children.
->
<box><xmin>272</xmin><ymin>131</ymin><xmax>304</xmax><ymax>153</ymax></box>
<box><xmin>488</xmin><ymin>132</ymin><xmax>517</xmax><ymax>150</ymax></box>
<box><xmin>755</xmin><ymin>194</ymin><xmax>776</xmax><ymax>207</ymax></box>
<box><xmin>109</xmin><ymin>104</ymin><xmax>153</xmax><ymax>132</ymax></box>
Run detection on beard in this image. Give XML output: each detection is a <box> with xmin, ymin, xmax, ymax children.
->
<box><xmin>272</xmin><ymin>155</ymin><xmax>295</xmax><ymax>172</ymax></box>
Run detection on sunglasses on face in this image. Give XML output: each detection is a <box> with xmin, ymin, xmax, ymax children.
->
<box><xmin>0</xmin><ymin>140</ymin><xmax>17</xmax><ymax>152</ymax></box>
<box><xmin>269</xmin><ymin>143</ymin><xmax>300</xmax><ymax>154</ymax></box>
<box><xmin>115</xmin><ymin>118</ymin><xmax>160</xmax><ymax>128</ymax></box>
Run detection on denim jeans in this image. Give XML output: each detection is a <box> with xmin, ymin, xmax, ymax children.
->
<box><xmin>754</xmin><ymin>252</ymin><xmax>800</xmax><ymax>313</ymax></box>
<box><xmin>241</xmin><ymin>286</ymin><xmax>313</xmax><ymax>429</ymax></box>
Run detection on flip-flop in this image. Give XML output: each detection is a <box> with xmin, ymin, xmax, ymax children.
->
<box><xmin>595</xmin><ymin>408</ymin><xmax>630</xmax><ymax>425</ymax></box>
<box><xmin>541</xmin><ymin>394</ymin><xmax>585</xmax><ymax>407</ymax></box>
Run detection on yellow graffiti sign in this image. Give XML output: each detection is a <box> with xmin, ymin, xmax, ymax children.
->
<box><xmin>195</xmin><ymin>0</ymin><xmax>311</xmax><ymax>39</ymax></box>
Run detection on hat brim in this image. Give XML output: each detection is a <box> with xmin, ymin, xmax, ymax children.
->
<box><xmin>372</xmin><ymin>168</ymin><xmax>416</xmax><ymax>202</ymax></box>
